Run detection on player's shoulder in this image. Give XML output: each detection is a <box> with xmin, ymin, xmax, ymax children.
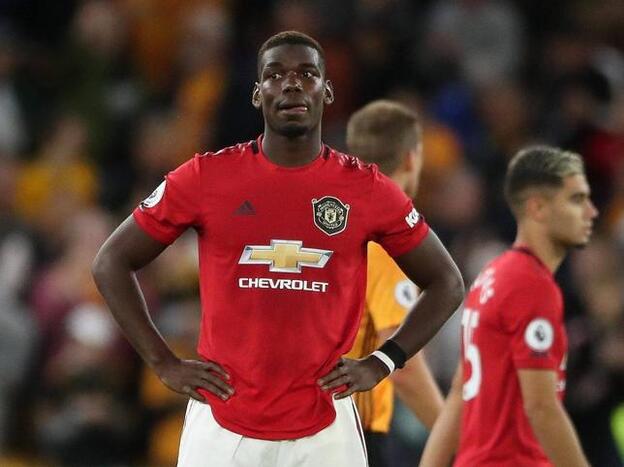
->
<box><xmin>486</xmin><ymin>252</ymin><xmax>562</xmax><ymax>332</ymax></box>
<box><xmin>327</xmin><ymin>147</ymin><xmax>377</xmax><ymax>175</ymax></box>
<box><xmin>193</xmin><ymin>140</ymin><xmax>254</xmax><ymax>165</ymax></box>
<box><xmin>489</xmin><ymin>250</ymin><xmax>559</xmax><ymax>301</ymax></box>
<box><xmin>493</xmin><ymin>250</ymin><xmax>548</xmax><ymax>281</ymax></box>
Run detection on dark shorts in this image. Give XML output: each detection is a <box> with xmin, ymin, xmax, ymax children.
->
<box><xmin>364</xmin><ymin>431</ymin><xmax>389</xmax><ymax>467</ymax></box>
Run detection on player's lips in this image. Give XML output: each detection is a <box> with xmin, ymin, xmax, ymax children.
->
<box><xmin>277</xmin><ymin>102</ymin><xmax>309</xmax><ymax>114</ymax></box>
<box><xmin>581</xmin><ymin>223</ymin><xmax>593</xmax><ymax>237</ymax></box>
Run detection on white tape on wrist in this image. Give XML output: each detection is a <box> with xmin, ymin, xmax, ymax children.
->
<box><xmin>372</xmin><ymin>350</ymin><xmax>395</xmax><ymax>374</ymax></box>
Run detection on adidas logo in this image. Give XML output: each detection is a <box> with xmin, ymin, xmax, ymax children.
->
<box><xmin>235</xmin><ymin>200</ymin><xmax>256</xmax><ymax>216</ymax></box>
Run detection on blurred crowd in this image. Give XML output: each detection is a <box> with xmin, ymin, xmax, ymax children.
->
<box><xmin>0</xmin><ymin>0</ymin><xmax>623</xmax><ymax>466</ymax></box>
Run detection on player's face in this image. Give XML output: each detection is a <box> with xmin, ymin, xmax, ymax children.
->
<box><xmin>254</xmin><ymin>44</ymin><xmax>333</xmax><ymax>137</ymax></box>
<box><xmin>545</xmin><ymin>174</ymin><xmax>598</xmax><ymax>248</ymax></box>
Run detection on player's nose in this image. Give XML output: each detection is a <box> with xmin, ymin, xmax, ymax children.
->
<box><xmin>587</xmin><ymin>199</ymin><xmax>599</xmax><ymax>219</ymax></box>
<box><xmin>282</xmin><ymin>71</ymin><xmax>303</xmax><ymax>92</ymax></box>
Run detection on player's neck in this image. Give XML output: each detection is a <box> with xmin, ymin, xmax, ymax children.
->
<box><xmin>514</xmin><ymin>228</ymin><xmax>567</xmax><ymax>274</ymax></box>
<box><xmin>261</xmin><ymin>129</ymin><xmax>323</xmax><ymax>167</ymax></box>
<box><xmin>389</xmin><ymin>172</ymin><xmax>409</xmax><ymax>194</ymax></box>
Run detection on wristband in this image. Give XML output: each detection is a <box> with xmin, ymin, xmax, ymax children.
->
<box><xmin>372</xmin><ymin>350</ymin><xmax>395</xmax><ymax>373</ymax></box>
<box><xmin>377</xmin><ymin>339</ymin><xmax>407</xmax><ymax>369</ymax></box>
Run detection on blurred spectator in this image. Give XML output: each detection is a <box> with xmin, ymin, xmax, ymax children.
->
<box><xmin>128</xmin><ymin>110</ymin><xmax>178</xmax><ymax>205</ymax></box>
<box><xmin>170</xmin><ymin>1</ymin><xmax>232</xmax><ymax>159</ymax></box>
<box><xmin>124</xmin><ymin>0</ymin><xmax>186</xmax><ymax>93</ymax></box>
<box><xmin>0</xmin><ymin>159</ymin><xmax>38</xmax><ymax>453</ymax></box>
<box><xmin>351</xmin><ymin>0</ymin><xmax>416</xmax><ymax>105</ymax></box>
<box><xmin>578</xmin><ymin>86</ymin><xmax>624</xmax><ymax>212</ymax></box>
<box><xmin>29</xmin><ymin>208</ymin><xmax>113</xmax><ymax>357</ymax></box>
<box><xmin>14</xmin><ymin>113</ymin><xmax>97</xmax><ymax>254</ymax></box>
<box><xmin>605</xmin><ymin>155</ymin><xmax>624</xmax><ymax>245</ymax></box>
<box><xmin>34</xmin><ymin>303</ymin><xmax>138</xmax><ymax>466</ymax></box>
<box><xmin>62</xmin><ymin>0</ymin><xmax>143</xmax><ymax>209</ymax></box>
<box><xmin>28</xmin><ymin>208</ymin><xmax>140</xmax><ymax>465</ymax></box>
<box><xmin>474</xmin><ymin>80</ymin><xmax>535</xmax><ymax>239</ymax></box>
<box><xmin>0</xmin><ymin>23</ymin><xmax>27</xmax><ymax>159</ymax></box>
<box><xmin>386</xmin><ymin>87</ymin><xmax>464</xmax><ymax>216</ymax></box>
<box><xmin>124</xmin><ymin>0</ymin><xmax>229</xmax><ymax>94</ymax></box>
<box><xmin>272</xmin><ymin>0</ymin><xmax>357</xmax><ymax>145</ymax></box>
<box><xmin>476</xmin><ymin>81</ymin><xmax>533</xmax><ymax>162</ymax></box>
<box><xmin>423</xmin><ymin>0</ymin><xmax>524</xmax><ymax>86</ymax></box>
<box><xmin>425</xmin><ymin>164</ymin><xmax>484</xmax><ymax>242</ymax></box>
<box><xmin>538</xmin><ymin>27</ymin><xmax>621</xmax><ymax>209</ymax></box>
<box><xmin>566</xmin><ymin>238</ymin><xmax>624</xmax><ymax>466</ymax></box>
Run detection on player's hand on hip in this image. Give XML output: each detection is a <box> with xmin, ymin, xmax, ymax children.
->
<box><xmin>154</xmin><ymin>357</ymin><xmax>234</xmax><ymax>402</ymax></box>
<box><xmin>317</xmin><ymin>356</ymin><xmax>390</xmax><ymax>399</ymax></box>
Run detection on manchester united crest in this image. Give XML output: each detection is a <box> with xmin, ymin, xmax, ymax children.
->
<box><xmin>312</xmin><ymin>196</ymin><xmax>350</xmax><ymax>236</ymax></box>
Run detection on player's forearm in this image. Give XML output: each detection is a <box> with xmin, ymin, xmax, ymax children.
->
<box><xmin>419</xmin><ymin>384</ymin><xmax>462</xmax><ymax>467</ymax></box>
<box><xmin>524</xmin><ymin>400</ymin><xmax>589</xmax><ymax>467</ymax></box>
<box><xmin>391</xmin><ymin>352</ymin><xmax>443</xmax><ymax>430</ymax></box>
<box><xmin>391</xmin><ymin>274</ymin><xmax>463</xmax><ymax>358</ymax></box>
<box><xmin>92</xmin><ymin>250</ymin><xmax>177</xmax><ymax>369</ymax></box>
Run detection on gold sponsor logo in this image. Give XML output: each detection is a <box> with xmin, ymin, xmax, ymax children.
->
<box><xmin>238</xmin><ymin>240</ymin><xmax>332</xmax><ymax>273</ymax></box>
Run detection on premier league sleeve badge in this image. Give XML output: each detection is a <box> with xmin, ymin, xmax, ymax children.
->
<box><xmin>312</xmin><ymin>196</ymin><xmax>350</xmax><ymax>236</ymax></box>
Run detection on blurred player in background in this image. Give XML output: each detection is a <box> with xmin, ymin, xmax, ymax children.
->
<box><xmin>345</xmin><ymin>100</ymin><xmax>444</xmax><ymax>467</ymax></box>
<box><xmin>421</xmin><ymin>146</ymin><xmax>596</xmax><ymax>467</ymax></box>
<box><xmin>93</xmin><ymin>31</ymin><xmax>463</xmax><ymax>467</ymax></box>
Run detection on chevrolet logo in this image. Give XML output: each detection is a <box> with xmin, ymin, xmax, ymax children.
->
<box><xmin>238</xmin><ymin>240</ymin><xmax>332</xmax><ymax>273</ymax></box>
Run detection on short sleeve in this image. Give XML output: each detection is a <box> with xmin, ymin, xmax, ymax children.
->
<box><xmin>502</xmin><ymin>281</ymin><xmax>560</xmax><ymax>370</ymax></box>
<box><xmin>133</xmin><ymin>156</ymin><xmax>203</xmax><ymax>245</ymax></box>
<box><xmin>366</xmin><ymin>242</ymin><xmax>419</xmax><ymax>331</ymax></box>
<box><xmin>368</xmin><ymin>168</ymin><xmax>429</xmax><ymax>257</ymax></box>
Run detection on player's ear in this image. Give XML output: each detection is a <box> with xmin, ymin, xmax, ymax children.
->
<box><xmin>252</xmin><ymin>83</ymin><xmax>261</xmax><ymax>109</ymax></box>
<box><xmin>526</xmin><ymin>194</ymin><xmax>549</xmax><ymax>222</ymax></box>
<box><xmin>401</xmin><ymin>144</ymin><xmax>422</xmax><ymax>173</ymax></box>
<box><xmin>394</xmin><ymin>151</ymin><xmax>413</xmax><ymax>178</ymax></box>
<box><xmin>324</xmin><ymin>80</ymin><xmax>334</xmax><ymax>105</ymax></box>
<box><xmin>403</xmin><ymin>149</ymin><xmax>416</xmax><ymax>172</ymax></box>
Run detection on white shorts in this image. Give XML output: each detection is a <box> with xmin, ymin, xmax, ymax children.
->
<box><xmin>177</xmin><ymin>397</ymin><xmax>368</xmax><ymax>467</ymax></box>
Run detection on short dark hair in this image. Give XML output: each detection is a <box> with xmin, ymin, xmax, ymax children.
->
<box><xmin>346</xmin><ymin>100</ymin><xmax>422</xmax><ymax>175</ymax></box>
<box><xmin>257</xmin><ymin>30</ymin><xmax>325</xmax><ymax>78</ymax></box>
<box><xmin>504</xmin><ymin>145</ymin><xmax>585</xmax><ymax>216</ymax></box>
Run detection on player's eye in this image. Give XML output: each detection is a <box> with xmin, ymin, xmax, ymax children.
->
<box><xmin>570</xmin><ymin>193</ymin><xmax>589</xmax><ymax>205</ymax></box>
<box><xmin>268</xmin><ymin>72</ymin><xmax>282</xmax><ymax>80</ymax></box>
<box><xmin>302</xmin><ymin>71</ymin><xmax>314</xmax><ymax>79</ymax></box>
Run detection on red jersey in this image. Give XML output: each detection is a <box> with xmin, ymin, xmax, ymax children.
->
<box><xmin>133</xmin><ymin>138</ymin><xmax>429</xmax><ymax>440</ymax></box>
<box><xmin>455</xmin><ymin>248</ymin><xmax>567</xmax><ymax>467</ymax></box>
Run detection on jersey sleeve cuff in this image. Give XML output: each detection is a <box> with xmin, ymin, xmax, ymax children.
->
<box><xmin>385</xmin><ymin>222</ymin><xmax>430</xmax><ymax>258</ymax></box>
<box><xmin>132</xmin><ymin>209</ymin><xmax>177</xmax><ymax>245</ymax></box>
<box><xmin>513</xmin><ymin>357</ymin><xmax>558</xmax><ymax>370</ymax></box>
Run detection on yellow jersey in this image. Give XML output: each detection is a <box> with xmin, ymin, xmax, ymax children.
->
<box><xmin>345</xmin><ymin>242</ymin><xmax>419</xmax><ymax>433</ymax></box>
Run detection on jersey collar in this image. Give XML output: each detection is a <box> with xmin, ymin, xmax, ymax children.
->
<box><xmin>252</xmin><ymin>135</ymin><xmax>329</xmax><ymax>172</ymax></box>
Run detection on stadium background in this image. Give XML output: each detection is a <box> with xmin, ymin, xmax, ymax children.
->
<box><xmin>0</xmin><ymin>0</ymin><xmax>622</xmax><ymax>465</ymax></box>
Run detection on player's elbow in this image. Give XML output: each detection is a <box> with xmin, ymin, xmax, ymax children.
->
<box><xmin>443</xmin><ymin>266</ymin><xmax>465</xmax><ymax>311</ymax></box>
<box><xmin>91</xmin><ymin>247</ymin><xmax>108</xmax><ymax>285</ymax></box>
<box><xmin>91</xmin><ymin>243</ymin><xmax>121</xmax><ymax>286</ymax></box>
